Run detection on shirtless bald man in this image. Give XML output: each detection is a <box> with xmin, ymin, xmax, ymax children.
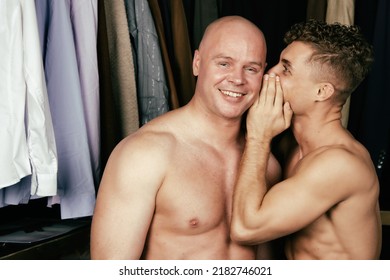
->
<box><xmin>231</xmin><ymin>19</ymin><xmax>382</xmax><ymax>260</ymax></box>
<box><xmin>91</xmin><ymin>16</ymin><xmax>281</xmax><ymax>259</ymax></box>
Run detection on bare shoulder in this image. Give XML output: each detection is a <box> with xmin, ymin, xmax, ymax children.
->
<box><xmin>120</xmin><ymin>123</ymin><xmax>176</xmax><ymax>155</ymax></box>
<box><xmin>100</xmin><ymin>111</ymin><xmax>183</xmax><ymax>194</ymax></box>
<box><xmin>111</xmin><ymin>115</ymin><xmax>179</xmax><ymax>168</ymax></box>
<box><xmin>297</xmin><ymin>142</ymin><xmax>378</xmax><ymax>195</ymax></box>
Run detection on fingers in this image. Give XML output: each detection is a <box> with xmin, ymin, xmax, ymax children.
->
<box><xmin>258</xmin><ymin>74</ymin><xmax>269</xmax><ymax>105</ymax></box>
<box><xmin>259</xmin><ymin>73</ymin><xmax>277</xmax><ymax>107</ymax></box>
<box><xmin>266</xmin><ymin>73</ymin><xmax>277</xmax><ymax>106</ymax></box>
<box><xmin>274</xmin><ymin>75</ymin><xmax>284</xmax><ymax>108</ymax></box>
<box><xmin>247</xmin><ymin>73</ymin><xmax>292</xmax><ymax>140</ymax></box>
<box><xmin>259</xmin><ymin>72</ymin><xmax>292</xmax><ymax>130</ymax></box>
<box><xmin>283</xmin><ymin>102</ymin><xmax>293</xmax><ymax>129</ymax></box>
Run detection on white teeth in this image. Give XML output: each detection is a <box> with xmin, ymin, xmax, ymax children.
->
<box><xmin>221</xmin><ymin>90</ymin><xmax>243</xmax><ymax>97</ymax></box>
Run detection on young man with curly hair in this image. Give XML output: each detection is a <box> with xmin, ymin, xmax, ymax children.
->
<box><xmin>231</xmin><ymin>19</ymin><xmax>382</xmax><ymax>260</ymax></box>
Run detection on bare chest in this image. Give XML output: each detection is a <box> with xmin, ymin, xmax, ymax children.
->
<box><xmin>153</xmin><ymin>144</ymin><xmax>241</xmax><ymax>234</ymax></box>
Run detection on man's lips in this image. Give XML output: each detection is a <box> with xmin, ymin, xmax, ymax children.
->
<box><xmin>220</xmin><ymin>89</ymin><xmax>245</xmax><ymax>98</ymax></box>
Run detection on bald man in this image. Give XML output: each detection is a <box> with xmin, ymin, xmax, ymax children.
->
<box><xmin>91</xmin><ymin>16</ymin><xmax>281</xmax><ymax>259</ymax></box>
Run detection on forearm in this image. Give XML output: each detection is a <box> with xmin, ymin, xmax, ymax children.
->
<box><xmin>231</xmin><ymin>73</ymin><xmax>293</xmax><ymax>244</ymax></box>
<box><xmin>231</xmin><ymin>137</ymin><xmax>272</xmax><ymax>242</ymax></box>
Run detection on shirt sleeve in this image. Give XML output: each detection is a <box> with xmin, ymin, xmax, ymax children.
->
<box><xmin>22</xmin><ymin>0</ymin><xmax>58</xmax><ymax>196</ymax></box>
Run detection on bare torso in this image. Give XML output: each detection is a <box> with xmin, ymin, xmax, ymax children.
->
<box><xmin>140</xmin><ymin>112</ymin><xmax>255</xmax><ymax>259</ymax></box>
<box><xmin>284</xmin><ymin>140</ymin><xmax>382</xmax><ymax>260</ymax></box>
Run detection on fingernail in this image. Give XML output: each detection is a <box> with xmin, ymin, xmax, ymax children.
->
<box><xmin>269</xmin><ymin>73</ymin><xmax>275</xmax><ymax>77</ymax></box>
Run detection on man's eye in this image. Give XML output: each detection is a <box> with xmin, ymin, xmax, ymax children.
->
<box><xmin>246</xmin><ymin>67</ymin><xmax>258</xmax><ymax>73</ymax></box>
<box><xmin>283</xmin><ymin>65</ymin><xmax>291</xmax><ymax>73</ymax></box>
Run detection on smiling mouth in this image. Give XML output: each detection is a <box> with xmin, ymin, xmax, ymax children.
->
<box><xmin>220</xmin><ymin>89</ymin><xmax>245</xmax><ymax>98</ymax></box>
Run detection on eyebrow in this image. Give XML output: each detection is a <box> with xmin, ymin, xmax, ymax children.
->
<box><xmin>281</xmin><ymin>58</ymin><xmax>292</xmax><ymax>69</ymax></box>
<box><xmin>213</xmin><ymin>55</ymin><xmax>264</xmax><ymax>68</ymax></box>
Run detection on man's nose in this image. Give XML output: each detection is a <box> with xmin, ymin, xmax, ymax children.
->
<box><xmin>228</xmin><ymin>68</ymin><xmax>245</xmax><ymax>84</ymax></box>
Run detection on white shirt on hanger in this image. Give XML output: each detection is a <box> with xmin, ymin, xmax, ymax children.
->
<box><xmin>0</xmin><ymin>0</ymin><xmax>58</xmax><ymax>196</ymax></box>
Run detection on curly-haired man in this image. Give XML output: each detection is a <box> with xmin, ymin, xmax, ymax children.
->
<box><xmin>231</xmin><ymin>19</ymin><xmax>382</xmax><ymax>259</ymax></box>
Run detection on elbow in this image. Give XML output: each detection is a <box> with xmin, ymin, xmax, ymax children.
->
<box><xmin>230</xmin><ymin>221</ymin><xmax>245</xmax><ymax>243</ymax></box>
<box><xmin>230</xmin><ymin>217</ymin><xmax>271</xmax><ymax>245</ymax></box>
<box><xmin>230</xmin><ymin>219</ymin><xmax>258</xmax><ymax>245</ymax></box>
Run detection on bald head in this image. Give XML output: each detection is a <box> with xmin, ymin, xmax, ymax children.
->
<box><xmin>199</xmin><ymin>16</ymin><xmax>266</xmax><ymax>55</ymax></box>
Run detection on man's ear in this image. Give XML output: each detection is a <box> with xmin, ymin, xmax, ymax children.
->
<box><xmin>193</xmin><ymin>50</ymin><xmax>200</xmax><ymax>77</ymax></box>
<box><xmin>315</xmin><ymin>83</ymin><xmax>334</xmax><ymax>101</ymax></box>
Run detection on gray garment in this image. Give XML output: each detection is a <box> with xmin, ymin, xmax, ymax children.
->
<box><xmin>125</xmin><ymin>0</ymin><xmax>169</xmax><ymax>125</ymax></box>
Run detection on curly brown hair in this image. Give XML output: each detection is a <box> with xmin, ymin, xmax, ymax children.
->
<box><xmin>284</xmin><ymin>19</ymin><xmax>374</xmax><ymax>101</ymax></box>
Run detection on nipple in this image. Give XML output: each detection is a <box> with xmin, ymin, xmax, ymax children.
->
<box><xmin>189</xmin><ymin>218</ymin><xmax>199</xmax><ymax>228</ymax></box>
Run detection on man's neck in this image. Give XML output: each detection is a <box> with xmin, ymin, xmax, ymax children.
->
<box><xmin>183</xmin><ymin>102</ymin><xmax>244</xmax><ymax>149</ymax></box>
<box><xmin>291</xmin><ymin>114</ymin><xmax>344</xmax><ymax>156</ymax></box>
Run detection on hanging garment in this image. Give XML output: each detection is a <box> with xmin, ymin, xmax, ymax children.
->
<box><xmin>104</xmin><ymin>0</ymin><xmax>140</xmax><ymax>137</ymax></box>
<box><xmin>97</xmin><ymin>0</ymin><xmax>123</xmax><ymax>172</ymax></box>
<box><xmin>0</xmin><ymin>0</ymin><xmax>57</xmax><ymax>196</ymax></box>
<box><xmin>306</xmin><ymin>0</ymin><xmax>327</xmax><ymax>21</ymax></box>
<box><xmin>158</xmin><ymin>0</ymin><xmax>197</xmax><ymax>106</ymax></box>
<box><xmin>148</xmin><ymin>0</ymin><xmax>180</xmax><ymax>110</ymax></box>
<box><xmin>125</xmin><ymin>0</ymin><xmax>170</xmax><ymax>125</ymax></box>
<box><xmin>326</xmin><ymin>0</ymin><xmax>355</xmax><ymax>24</ymax></box>
<box><xmin>325</xmin><ymin>0</ymin><xmax>356</xmax><ymax>128</ymax></box>
<box><xmin>35</xmin><ymin>0</ymin><xmax>96</xmax><ymax>219</ymax></box>
<box><xmin>166</xmin><ymin>0</ymin><xmax>196</xmax><ymax>106</ymax></box>
<box><xmin>71</xmin><ymin>0</ymin><xmax>101</xmax><ymax>187</ymax></box>
<box><xmin>0</xmin><ymin>175</ymin><xmax>31</xmax><ymax>208</ymax></box>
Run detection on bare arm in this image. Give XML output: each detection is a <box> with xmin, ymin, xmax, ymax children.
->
<box><xmin>90</xmin><ymin>132</ymin><xmax>169</xmax><ymax>259</ymax></box>
<box><xmin>233</xmin><ymin>148</ymin><xmax>372</xmax><ymax>244</ymax></box>
<box><xmin>231</xmin><ymin>73</ymin><xmax>292</xmax><ymax>243</ymax></box>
